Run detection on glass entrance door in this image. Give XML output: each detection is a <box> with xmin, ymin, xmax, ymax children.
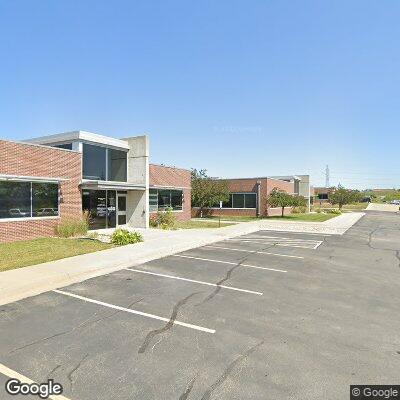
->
<box><xmin>83</xmin><ymin>189</ymin><xmax>117</xmax><ymax>229</ymax></box>
<box><xmin>107</xmin><ymin>190</ymin><xmax>116</xmax><ymax>228</ymax></box>
<box><xmin>117</xmin><ymin>193</ymin><xmax>127</xmax><ymax>226</ymax></box>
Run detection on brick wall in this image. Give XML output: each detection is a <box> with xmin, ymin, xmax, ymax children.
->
<box><xmin>192</xmin><ymin>177</ymin><xmax>295</xmax><ymax>218</ymax></box>
<box><xmin>0</xmin><ymin>140</ymin><xmax>82</xmax><ymax>242</ymax></box>
<box><xmin>149</xmin><ymin>164</ymin><xmax>191</xmax><ymax>221</ymax></box>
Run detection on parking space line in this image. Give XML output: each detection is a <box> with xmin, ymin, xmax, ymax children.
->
<box><xmin>227</xmin><ymin>238</ymin><xmax>322</xmax><ymax>249</ymax></box>
<box><xmin>172</xmin><ymin>255</ymin><xmax>287</xmax><ymax>273</ymax></box>
<box><xmin>125</xmin><ymin>268</ymin><xmax>263</xmax><ymax>295</ymax></box>
<box><xmin>203</xmin><ymin>245</ymin><xmax>304</xmax><ymax>259</ymax></box>
<box><xmin>52</xmin><ymin>290</ymin><xmax>215</xmax><ymax>334</ymax></box>
<box><xmin>0</xmin><ymin>363</ymin><xmax>72</xmax><ymax>399</ymax></box>
<box><xmin>244</xmin><ymin>235</ymin><xmax>322</xmax><ymax>241</ymax></box>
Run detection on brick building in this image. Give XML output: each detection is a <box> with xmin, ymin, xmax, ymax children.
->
<box><xmin>0</xmin><ymin>131</ymin><xmax>192</xmax><ymax>243</ymax></box>
<box><xmin>193</xmin><ymin>175</ymin><xmax>309</xmax><ymax>217</ymax></box>
<box><xmin>0</xmin><ymin>140</ymin><xmax>82</xmax><ymax>242</ymax></box>
<box><xmin>149</xmin><ymin>164</ymin><xmax>191</xmax><ymax>221</ymax></box>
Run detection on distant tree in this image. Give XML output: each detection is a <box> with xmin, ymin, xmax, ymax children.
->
<box><xmin>329</xmin><ymin>185</ymin><xmax>362</xmax><ymax>209</ymax></box>
<box><xmin>266</xmin><ymin>188</ymin><xmax>305</xmax><ymax>217</ymax></box>
<box><xmin>191</xmin><ymin>169</ymin><xmax>230</xmax><ymax>216</ymax></box>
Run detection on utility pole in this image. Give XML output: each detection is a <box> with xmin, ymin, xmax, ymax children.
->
<box><xmin>325</xmin><ymin>165</ymin><xmax>330</xmax><ymax>188</ymax></box>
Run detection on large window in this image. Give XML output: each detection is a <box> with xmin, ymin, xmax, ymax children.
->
<box><xmin>149</xmin><ymin>188</ymin><xmax>183</xmax><ymax>212</ymax></box>
<box><xmin>108</xmin><ymin>149</ymin><xmax>127</xmax><ymax>181</ymax></box>
<box><xmin>0</xmin><ymin>181</ymin><xmax>59</xmax><ymax>219</ymax></box>
<box><xmin>83</xmin><ymin>143</ymin><xmax>127</xmax><ymax>182</ymax></box>
<box><xmin>218</xmin><ymin>192</ymin><xmax>257</xmax><ymax>209</ymax></box>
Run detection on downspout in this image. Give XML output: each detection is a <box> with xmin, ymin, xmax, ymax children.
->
<box><xmin>256</xmin><ymin>180</ymin><xmax>261</xmax><ymax>217</ymax></box>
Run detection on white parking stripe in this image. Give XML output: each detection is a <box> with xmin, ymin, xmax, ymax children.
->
<box><xmin>227</xmin><ymin>238</ymin><xmax>323</xmax><ymax>249</ymax></box>
<box><xmin>172</xmin><ymin>254</ymin><xmax>287</xmax><ymax>273</ymax></box>
<box><xmin>53</xmin><ymin>290</ymin><xmax>215</xmax><ymax>334</ymax></box>
<box><xmin>0</xmin><ymin>363</ymin><xmax>72</xmax><ymax>399</ymax></box>
<box><xmin>125</xmin><ymin>268</ymin><xmax>263</xmax><ymax>295</ymax></box>
<box><xmin>244</xmin><ymin>235</ymin><xmax>322</xmax><ymax>242</ymax></box>
<box><xmin>203</xmin><ymin>245</ymin><xmax>304</xmax><ymax>259</ymax></box>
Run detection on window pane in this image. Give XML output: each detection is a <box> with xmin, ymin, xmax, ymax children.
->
<box><xmin>54</xmin><ymin>143</ymin><xmax>72</xmax><ymax>150</ymax></box>
<box><xmin>83</xmin><ymin>144</ymin><xmax>106</xmax><ymax>180</ymax></box>
<box><xmin>244</xmin><ymin>193</ymin><xmax>256</xmax><ymax>208</ymax></box>
<box><xmin>108</xmin><ymin>149</ymin><xmax>127</xmax><ymax>182</ymax></box>
<box><xmin>171</xmin><ymin>190</ymin><xmax>183</xmax><ymax>210</ymax></box>
<box><xmin>149</xmin><ymin>189</ymin><xmax>158</xmax><ymax>212</ymax></box>
<box><xmin>232</xmin><ymin>194</ymin><xmax>245</xmax><ymax>208</ymax></box>
<box><xmin>32</xmin><ymin>183</ymin><xmax>59</xmax><ymax>216</ymax></box>
<box><xmin>82</xmin><ymin>190</ymin><xmax>107</xmax><ymax>229</ymax></box>
<box><xmin>0</xmin><ymin>181</ymin><xmax>31</xmax><ymax>218</ymax></box>
<box><xmin>158</xmin><ymin>189</ymin><xmax>171</xmax><ymax>210</ymax></box>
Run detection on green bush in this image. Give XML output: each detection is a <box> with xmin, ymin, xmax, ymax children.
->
<box><xmin>111</xmin><ymin>229</ymin><xmax>143</xmax><ymax>245</ymax></box>
<box><xmin>315</xmin><ymin>208</ymin><xmax>322</xmax><ymax>213</ymax></box>
<box><xmin>55</xmin><ymin>213</ymin><xmax>89</xmax><ymax>238</ymax></box>
<box><xmin>327</xmin><ymin>209</ymin><xmax>342</xmax><ymax>215</ymax></box>
<box><xmin>292</xmin><ymin>206</ymin><xmax>307</xmax><ymax>214</ymax></box>
<box><xmin>291</xmin><ymin>207</ymin><xmax>301</xmax><ymax>214</ymax></box>
<box><xmin>150</xmin><ymin>208</ymin><xmax>177</xmax><ymax>229</ymax></box>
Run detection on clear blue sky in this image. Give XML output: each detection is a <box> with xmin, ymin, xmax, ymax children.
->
<box><xmin>1</xmin><ymin>0</ymin><xmax>399</xmax><ymax>189</ymax></box>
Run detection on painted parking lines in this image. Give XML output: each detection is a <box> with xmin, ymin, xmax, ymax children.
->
<box><xmin>125</xmin><ymin>268</ymin><xmax>263</xmax><ymax>295</ymax></box>
<box><xmin>0</xmin><ymin>363</ymin><xmax>72</xmax><ymax>400</ymax></box>
<box><xmin>172</xmin><ymin>254</ymin><xmax>287</xmax><ymax>273</ymax></box>
<box><xmin>203</xmin><ymin>245</ymin><xmax>304</xmax><ymax>259</ymax></box>
<box><xmin>227</xmin><ymin>237</ymin><xmax>323</xmax><ymax>249</ymax></box>
<box><xmin>52</xmin><ymin>289</ymin><xmax>215</xmax><ymax>334</ymax></box>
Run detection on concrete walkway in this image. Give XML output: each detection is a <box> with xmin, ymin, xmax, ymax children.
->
<box><xmin>366</xmin><ymin>203</ymin><xmax>400</xmax><ymax>212</ymax></box>
<box><xmin>0</xmin><ymin>212</ymin><xmax>364</xmax><ymax>306</ymax></box>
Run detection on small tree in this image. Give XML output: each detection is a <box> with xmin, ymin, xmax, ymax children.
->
<box><xmin>266</xmin><ymin>188</ymin><xmax>297</xmax><ymax>217</ymax></box>
<box><xmin>191</xmin><ymin>169</ymin><xmax>230</xmax><ymax>216</ymax></box>
<box><xmin>329</xmin><ymin>185</ymin><xmax>362</xmax><ymax>210</ymax></box>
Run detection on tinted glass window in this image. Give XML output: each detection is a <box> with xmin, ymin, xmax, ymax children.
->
<box><xmin>83</xmin><ymin>144</ymin><xmax>106</xmax><ymax>180</ymax></box>
<box><xmin>149</xmin><ymin>189</ymin><xmax>158</xmax><ymax>212</ymax></box>
<box><xmin>222</xmin><ymin>194</ymin><xmax>232</xmax><ymax>208</ymax></box>
<box><xmin>108</xmin><ymin>149</ymin><xmax>127</xmax><ymax>181</ymax></box>
<box><xmin>171</xmin><ymin>190</ymin><xmax>183</xmax><ymax>210</ymax></box>
<box><xmin>232</xmin><ymin>194</ymin><xmax>245</xmax><ymax>208</ymax></box>
<box><xmin>158</xmin><ymin>189</ymin><xmax>171</xmax><ymax>210</ymax></box>
<box><xmin>0</xmin><ymin>181</ymin><xmax>31</xmax><ymax>218</ymax></box>
<box><xmin>54</xmin><ymin>143</ymin><xmax>72</xmax><ymax>150</ymax></box>
<box><xmin>244</xmin><ymin>193</ymin><xmax>256</xmax><ymax>208</ymax></box>
<box><xmin>32</xmin><ymin>183</ymin><xmax>59</xmax><ymax>216</ymax></box>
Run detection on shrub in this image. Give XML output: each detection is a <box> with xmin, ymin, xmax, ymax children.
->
<box><xmin>150</xmin><ymin>208</ymin><xmax>177</xmax><ymax>229</ymax></box>
<box><xmin>111</xmin><ymin>229</ymin><xmax>143</xmax><ymax>245</ymax></box>
<box><xmin>291</xmin><ymin>207</ymin><xmax>301</xmax><ymax>214</ymax></box>
<box><xmin>55</xmin><ymin>212</ymin><xmax>89</xmax><ymax>238</ymax></box>
<box><xmin>315</xmin><ymin>208</ymin><xmax>322</xmax><ymax>213</ymax></box>
<box><xmin>327</xmin><ymin>209</ymin><xmax>341</xmax><ymax>215</ymax></box>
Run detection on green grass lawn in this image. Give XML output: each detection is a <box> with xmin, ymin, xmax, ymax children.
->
<box><xmin>175</xmin><ymin>220</ymin><xmax>233</xmax><ymax>229</ymax></box>
<box><xmin>0</xmin><ymin>237</ymin><xmax>114</xmax><ymax>272</ymax></box>
<box><xmin>266</xmin><ymin>213</ymin><xmax>337</xmax><ymax>222</ymax></box>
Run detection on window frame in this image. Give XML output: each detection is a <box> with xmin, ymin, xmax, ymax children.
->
<box><xmin>149</xmin><ymin>188</ymin><xmax>184</xmax><ymax>212</ymax></box>
<box><xmin>82</xmin><ymin>142</ymin><xmax>128</xmax><ymax>183</ymax></box>
<box><xmin>0</xmin><ymin>180</ymin><xmax>60</xmax><ymax>221</ymax></box>
<box><xmin>212</xmin><ymin>192</ymin><xmax>257</xmax><ymax>209</ymax></box>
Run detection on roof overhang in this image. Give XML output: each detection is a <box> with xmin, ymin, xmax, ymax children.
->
<box><xmin>0</xmin><ymin>174</ymin><xmax>68</xmax><ymax>183</ymax></box>
<box><xmin>81</xmin><ymin>180</ymin><xmax>146</xmax><ymax>191</ymax></box>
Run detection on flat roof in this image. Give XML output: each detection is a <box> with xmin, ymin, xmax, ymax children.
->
<box><xmin>24</xmin><ymin>130</ymin><xmax>130</xmax><ymax>150</ymax></box>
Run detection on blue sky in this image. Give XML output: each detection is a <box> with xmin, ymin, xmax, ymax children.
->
<box><xmin>1</xmin><ymin>0</ymin><xmax>399</xmax><ymax>189</ymax></box>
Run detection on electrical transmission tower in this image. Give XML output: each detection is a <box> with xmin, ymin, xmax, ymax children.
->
<box><xmin>325</xmin><ymin>165</ymin><xmax>330</xmax><ymax>188</ymax></box>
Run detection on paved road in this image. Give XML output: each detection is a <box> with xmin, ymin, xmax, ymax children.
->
<box><xmin>0</xmin><ymin>211</ymin><xmax>399</xmax><ymax>399</ymax></box>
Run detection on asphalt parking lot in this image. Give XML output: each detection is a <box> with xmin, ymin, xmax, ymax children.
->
<box><xmin>1</xmin><ymin>211</ymin><xmax>399</xmax><ymax>400</ymax></box>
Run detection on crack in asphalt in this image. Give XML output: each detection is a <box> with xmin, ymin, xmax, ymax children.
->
<box><xmin>178</xmin><ymin>374</ymin><xmax>198</xmax><ymax>400</ymax></box>
<box><xmin>200</xmin><ymin>341</ymin><xmax>264</xmax><ymax>400</ymax></box>
<box><xmin>138</xmin><ymin>292</ymin><xmax>201</xmax><ymax>354</ymax></box>
<box><xmin>46</xmin><ymin>364</ymin><xmax>61</xmax><ymax>379</ymax></box>
<box><xmin>9</xmin><ymin>297</ymin><xmax>144</xmax><ymax>354</ymax></box>
<box><xmin>196</xmin><ymin>243</ymin><xmax>275</xmax><ymax>306</ymax></box>
<box><xmin>365</xmin><ymin>226</ymin><xmax>400</xmax><ymax>268</ymax></box>
<box><xmin>67</xmin><ymin>353</ymin><xmax>88</xmax><ymax>391</ymax></box>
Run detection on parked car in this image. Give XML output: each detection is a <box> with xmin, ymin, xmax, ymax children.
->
<box><xmin>390</xmin><ymin>200</ymin><xmax>400</xmax><ymax>205</ymax></box>
<box><xmin>9</xmin><ymin>208</ymin><xmax>30</xmax><ymax>217</ymax></box>
<box><xmin>36</xmin><ymin>208</ymin><xmax>58</xmax><ymax>216</ymax></box>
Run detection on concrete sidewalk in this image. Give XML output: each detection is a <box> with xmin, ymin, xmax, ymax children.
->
<box><xmin>0</xmin><ymin>212</ymin><xmax>364</xmax><ymax>306</ymax></box>
<box><xmin>366</xmin><ymin>203</ymin><xmax>400</xmax><ymax>212</ymax></box>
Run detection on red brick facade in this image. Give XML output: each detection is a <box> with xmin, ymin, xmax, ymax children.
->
<box><xmin>149</xmin><ymin>164</ymin><xmax>191</xmax><ymax>221</ymax></box>
<box><xmin>192</xmin><ymin>177</ymin><xmax>295</xmax><ymax>217</ymax></box>
<box><xmin>0</xmin><ymin>140</ymin><xmax>82</xmax><ymax>242</ymax></box>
